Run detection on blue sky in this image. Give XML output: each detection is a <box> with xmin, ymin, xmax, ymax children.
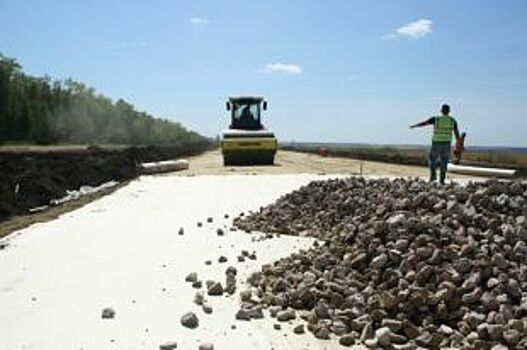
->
<box><xmin>1</xmin><ymin>0</ymin><xmax>526</xmax><ymax>146</ymax></box>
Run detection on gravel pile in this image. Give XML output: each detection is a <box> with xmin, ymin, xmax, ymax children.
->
<box><xmin>234</xmin><ymin>177</ymin><xmax>527</xmax><ymax>349</ymax></box>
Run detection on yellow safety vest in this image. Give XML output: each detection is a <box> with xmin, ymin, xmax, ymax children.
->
<box><xmin>432</xmin><ymin>116</ymin><xmax>454</xmax><ymax>143</ymax></box>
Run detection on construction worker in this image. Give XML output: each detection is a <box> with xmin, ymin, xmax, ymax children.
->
<box><xmin>410</xmin><ymin>104</ymin><xmax>460</xmax><ymax>185</ymax></box>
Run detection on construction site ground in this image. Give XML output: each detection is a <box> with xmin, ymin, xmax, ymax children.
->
<box><xmin>177</xmin><ymin>149</ymin><xmax>473</xmax><ymax>179</ymax></box>
<box><xmin>0</xmin><ymin>150</ymin><xmax>481</xmax><ymax>350</ymax></box>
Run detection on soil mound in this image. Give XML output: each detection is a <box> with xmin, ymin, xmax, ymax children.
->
<box><xmin>0</xmin><ymin>145</ymin><xmax>207</xmax><ymax>222</ymax></box>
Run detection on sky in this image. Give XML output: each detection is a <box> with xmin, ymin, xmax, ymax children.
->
<box><xmin>1</xmin><ymin>0</ymin><xmax>526</xmax><ymax>147</ymax></box>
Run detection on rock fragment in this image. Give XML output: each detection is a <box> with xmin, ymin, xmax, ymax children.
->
<box><xmin>276</xmin><ymin>309</ymin><xmax>296</xmax><ymax>322</ymax></box>
<box><xmin>375</xmin><ymin>327</ymin><xmax>392</xmax><ymax>347</ymax></box>
<box><xmin>194</xmin><ymin>292</ymin><xmax>204</xmax><ymax>305</ymax></box>
<box><xmin>185</xmin><ymin>272</ymin><xmax>198</xmax><ymax>283</ymax></box>
<box><xmin>235</xmin><ymin>306</ymin><xmax>263</xmax><ymax>321</ymax></box>
<box><xmin>293</xmin><ymin>324</ymin><xmax>305</xmax><ymax>334</ymax></box>
<box><xmin>101</xmin><ymin>307</ymin><xmax>115</xmax><ymax>319</ymax></box>
<box><xmin>180</xmin><ymin>312</ymin><xmax>199</xmax><ymax>329</ymax></box>
<box><xmin>202</xmin><ymin>304</ymin><xmax>213</xmax><ymax>314</ymax></box>
<box><xmin>225</xmin><ymin>273</ymin><xmax>236</xmax><ymax>295</ymax></box>
<box><xmin>339</xmin><ymin>334</ymin><xmax>355</xmax><ymax>346</ymax></box>
<box><xmin>198</xmin><ymin>343</ymin><xmax>214</xmax><ymax>350</ymax></box>
<box><xmin>159</xmin><ymin>341</ymin><xmax>178</xmax><ymax>350</ymax></box>
<box><xmin>207</xmin><ymin>282</ymin><xmax>223</xmax><ymax>296</ymax></box>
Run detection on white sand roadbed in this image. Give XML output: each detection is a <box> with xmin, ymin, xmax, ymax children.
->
<box><xmin>0</xmin><ymin>174</ymin><xmax>367</xmax><ymax>350</ymax></box>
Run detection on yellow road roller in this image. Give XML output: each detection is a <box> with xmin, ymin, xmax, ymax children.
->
<box><xmin>221</xmin><ymin>96</ymin><xmax>277</xmax><ymax>166</ymax></box>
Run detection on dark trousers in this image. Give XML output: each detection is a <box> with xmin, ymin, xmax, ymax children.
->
<box><xmin>429</xmin><ymin>142</ymin><xmax>451</xmax><ymax>183</ymax></box>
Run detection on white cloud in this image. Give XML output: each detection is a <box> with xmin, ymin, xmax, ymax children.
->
<box><xmin>383</xmin><ymin>19</ymin><xmax>433</xmax><ymax>40</ymax></box>
<box><xmin>190</xmin><ymin>17</ymin><xmax>209</xmax><ymax>25</ymax></box>
<box><xmin>264</xmin><ymin>63</ymin><xmax>303</xmax><ymax>75</ymax></box>
<box><xmin>381</xmin><ymin>33</ymin><xmax>397</xmax><ymax>40</ymax></box>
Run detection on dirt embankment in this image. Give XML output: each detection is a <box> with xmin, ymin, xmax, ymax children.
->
<box><xmin>0</xmin><ymin>145</ymin><xmax>209</xmax><ymax>222</ymax></box>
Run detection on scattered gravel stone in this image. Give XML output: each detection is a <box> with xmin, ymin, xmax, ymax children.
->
<box><xmin>159</xmin><ymin>341</ymin><xmax>178</xmax><ymax>350</ymax></box>
<box><xmin>339</xmin><ymin>334</ymin><xmax>355</xmax><ymax>346</ymax></box>
<box><xmin>226</xmin><ymin>266</ymin><xmax>237</xmax><ymax>275</ymax></box>
<box><xmin>235</xmin><ymin>306</ymin><xmax>263</xmax><ymax>321</ymax></box>
<box><xmin>293</xmin><ymin>324</ymin><xmax>305</xmax><ymax>334</ymax></box>
<box><xmin>178</xmin><ymin>227</ymin><xmax>184</xmax><ymax>235</ymax></box>
<box><xmin>198</xmin><ymin>343</ymin><xmax>214</xmax><ymax>350</ymax></box>
<box><xmin>315</xmin><ymin>326</ymin><xmax>330</xmax><ymax>339</ymax></box>
<box><xmin>216</xmin><ymin>228</ymin><xmax>225</xmax><ymax>236</ymax></box>
<box><xmin>232</xmin><ymin>178</ymin><xmax>527</xmax><ymax>347</ymax></box>
<box><xmin>218</xmin><ymin>256</ymin><xmax>228</xmax><ymax>263</ymax></box>
<box><xmin>185</xmin><ymin>272</ymin><xmax>198</xmax><ymax>283</ymax></box>
<box><xmin>180</xmin><ymin>312</ymin><xmax>199</xmax><ymax>329</ymax></box>
<box><xmin>269</xmin><ymin>306</ymin><xmax>282</xmax><ymax>318</ymax></box>
<box><xmin>205</xmin><ymin>260</ymin><xmax>212</xmax><ymax>265</ymax></box>
<box><xmin>197</xmin><ymin>222</ymin><xmax>202</xmax><ymax>227</ymax></box>
<box><xmin>273</xmin><ymin>323</ymin><xmax>281</xmax><ymax>330</ymax></box>
<box><xmin>235</xmin><ymin>308</ymin><xmax>252</xmax><ymax>321</ymax></box>
<box><xmin>240</xmin><ymin>289</ymin><xmax>252</xmax><ymax>302</ymax></box>
<box><xmin>194</xmin><ymin>292</ymin><xmax>205</xmax><ymax>305</ymax></box>
<box><xmin>192</xmin><ymin>280</ymin><xmax>202</xmax><ymax>289</ymax></box>
<box><xmin>207</xmin><ymin>217</ymin><xmax>213</xmax><ymax>223</ymax></box>
<box><xmin>202</xmin><ymin>304</ymin><xmax>213</xmax><ymax>314</ymax></box>
<box><xmin>207</xmin><ymin>282</ymin><xmax>223</xmax><ymax>296</ymax></box>
<box><xmin>225</xmin><ymin>273</ymin><xmax>236</xmax><ymax>295</ymax></box>
<box><xmin>101</xmin><ymin>307</ymin><xmax>115</xmax><ymax>319</ymax></box>
<box><xmin>276</xmin><ymin>309</ymin><xmax>296</xmax><ymax>322</ymax></box>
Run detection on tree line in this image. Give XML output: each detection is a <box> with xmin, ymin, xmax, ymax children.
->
<box><xmin>0</xmin><ymin>53</ymin><xmax>210</xmax><ymax>146</ymax></box>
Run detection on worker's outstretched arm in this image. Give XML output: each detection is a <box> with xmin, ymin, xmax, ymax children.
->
<box><xmin>410</xmin><ymin>117</ymin><xmax>435</xmax><ymax>129</ymax></box>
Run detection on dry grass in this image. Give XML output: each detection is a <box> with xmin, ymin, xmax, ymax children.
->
<box><xmin>281</xmin><ymin>144</ymin><xmax>527</xmax><ymax>170</ymax></box>
<box><xmin>462</xmin><ymin>151</ymin><xmax>527</xmax><ymax>166</ymax></box>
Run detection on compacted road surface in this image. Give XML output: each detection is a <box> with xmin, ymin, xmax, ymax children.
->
<box><xmin>0</xmin><ymin>173</ymin><xmax>367</xmax><ymax>350</ymax></box>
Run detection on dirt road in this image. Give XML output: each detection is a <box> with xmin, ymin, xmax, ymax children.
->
<box><xmin>178</xmin><ymin>149</ymin><xmax>471</xmax><ymax>179</ymax></box>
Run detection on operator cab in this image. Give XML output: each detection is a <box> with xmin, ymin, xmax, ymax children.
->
<box><xmin>226</xmin><ymin>97</ymin><xmax>268</xmax><ymax>131</ymax></box>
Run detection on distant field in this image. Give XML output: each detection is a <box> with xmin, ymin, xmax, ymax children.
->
<box><xmin>281</xmin><ymin>143</ymin><xmax>527</xmax><ymax>174</ymax></box>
